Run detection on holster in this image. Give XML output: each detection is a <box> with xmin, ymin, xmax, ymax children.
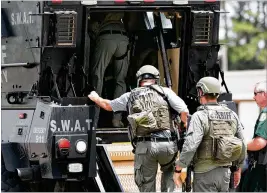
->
<box><xmin>127</xmin><ymin>126</ymin><xmax>137</xmax><ymax>154</ymax></box>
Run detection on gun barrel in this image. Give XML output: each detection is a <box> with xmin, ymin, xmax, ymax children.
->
<box><xmin>185</xmin><ymin>165</ymin><xmax>192</xmax><ymax>192</ymax></box>
<box><xmin>158</xmin><ymin>30</ymin><xmax>172</xmax><ymax>88</ymax></box>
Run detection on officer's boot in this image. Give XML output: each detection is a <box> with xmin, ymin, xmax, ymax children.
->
<box><xmin>112</xmin><ymin>112</ymin><xmax>124</xmax><ymax>128</ymax></box>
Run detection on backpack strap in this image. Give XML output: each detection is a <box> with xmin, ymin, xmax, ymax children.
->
<box><xmin>148</xmin><ymin>85</ymin><xmax>178</xmax><ymax>116</ymax></box>
<box><xmin>149</xmin><ymin>84</ymin><xmax>165</xmax><ymax>96</ymax></box>
<box><xmin>126</xmin><ymin>91</ymin><xmax>137</xmax><ymax>153</ymax></box>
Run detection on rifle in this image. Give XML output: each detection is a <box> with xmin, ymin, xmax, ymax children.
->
<box><xmin>183</xmin><ymin>163</ymin><xmax>193</xmax><ymax>192</ymax></box>
<box><xmin>183</xmin><ymin>115</ymin><xmax>193</xmax><ymax>192</ymax></box>
<box><xmin>56</xmin><ymin>53</ymin><xmax>77</xmax><ymax>98</ymax></box>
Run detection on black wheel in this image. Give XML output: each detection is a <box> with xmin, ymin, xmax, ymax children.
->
<box><xmin>1</xmin><ymin>159</ymin><xmax>25</xmax><ymax>192</ymax></box>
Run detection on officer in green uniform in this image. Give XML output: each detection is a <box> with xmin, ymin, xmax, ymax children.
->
<box><xmin>91</xmin><ymin>12</ymin><xmax>129</xmax><ymax>128</ymax></box>
<box><xmin>173</xmin><ymin>77</ymin><xmax>247</xmax><ymax>192</ymax></box>
<box><xmin>88</xmin><ymin>65</ymin><xmax>189</xmax><ymax>192</ymax></box>
<box><xmin>240</xmin><ymin>81</ymin><xmax>267</xmax><ymax>192</ymax></box>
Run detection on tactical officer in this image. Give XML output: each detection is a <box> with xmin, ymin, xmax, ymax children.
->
<box><xmin>240</xmin><ymin>81</ymin><xmax>267</xmax><ymax>192</ymax></box>
<box><xmin>88</xmin><ymin>65</ymin><xmax>189</xmax><ymax>192</ymax></box>
<box><xmin>91</xmin><ymin>12</ymin><xmax>129</xmax><ymax>128</ymax></box>
<box><xmin>173</xmin><ymin>76</ymin><xmax>247</xmax><ymax>192</ymax></box>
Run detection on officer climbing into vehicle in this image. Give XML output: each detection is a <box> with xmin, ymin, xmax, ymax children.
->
<box><xmin>173</xmin><ymin>76</ymin><xmax>247</xmax><ymax>192</ymax></box>
<box><xmin>91</xmin><ymin>12</ymin><xmax>129</xmax><ymax>128</ymax></box>
<box><xmin>88</xmin><ymin>65</ymin><xmax>189</xmax><ymax>192</ymax></box>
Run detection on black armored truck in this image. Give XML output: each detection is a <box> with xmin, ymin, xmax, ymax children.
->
<box><xmin>1</xmin><ymin>0</ymin><xmax>234</xmax><ymax>192</ymax></box>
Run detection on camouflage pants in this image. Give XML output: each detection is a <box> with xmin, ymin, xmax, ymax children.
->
<box><xmin>134</xmin><ymin>140</ymin><xmax>178</xmax><ymax>192</ymax></box>
<box><xmin>193</xmin><ymin>167</ymin><xmax>231</xmax><ymax>192</ymax></box>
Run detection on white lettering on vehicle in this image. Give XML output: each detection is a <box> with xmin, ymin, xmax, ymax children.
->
<box><xmin>49</xmin><ymin>119</ymin><xmax>93</xmax><ymax>132</ymax></box>
<box><xmin>1</xmin><ymin>45</ymin><xmax>7</xmax><ymax>64</ymax></box>
<box><xmin>86</xmin><ymin>119</ymin><xmax>94</xmax><ymax>130</ymax></box>
<box><xmin>11</xmin><ymin>11</ymin><xmax>34</xmax><ymax>26</ymax></box>
<box><xmin>61</xmin><ymin>120</ymin><xmax>70</xmax><ymax>131</ymax></box>
<box><xmin>74</xmin><ymin>119</ymin><xmax>81</xmax><ymax>131</ymax></box>
<box><xmin>50</xmin><ymin>120</ymin><xmax>57</xmax><ymax>132</ymax></box>
<box><xmin>1</xmin><ymin>45</ymin><xmax>8</xmax><ymax>83</ymax></box>
<box><xmin>36</xmin><ymin>135</ymin><xmax>45</xmax><ymax>143</ymax></box>
<box><xmin>33</xmin><ymin>127</ymin><xmax>46</xmax><ymax>134</ymax></box>
<box><xmin>1</xmin><ymin>69</ymin><xmax>8</xmax><ymax>83</ymax></box>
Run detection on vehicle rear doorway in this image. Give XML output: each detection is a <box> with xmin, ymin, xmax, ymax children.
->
<box><xmin>85</xmin><ymin>9</ymin><xmax>187</xmax><ymax>131</ymax></box>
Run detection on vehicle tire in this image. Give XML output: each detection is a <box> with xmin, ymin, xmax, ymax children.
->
<box><xmin>1</xmin><ymin>160</ymin><xmax>25</xmax><ymax>192</ymax></box>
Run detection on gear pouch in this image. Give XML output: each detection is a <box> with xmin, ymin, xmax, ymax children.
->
<box><xmin>127</xmin><ymin>111</ymin><xmax>158</xmax><ymax>136</ymax></box>
<box><xmin>215</xmin><ymin>136</ymin><xmax>243</xmax><ymax>162</ymax></box>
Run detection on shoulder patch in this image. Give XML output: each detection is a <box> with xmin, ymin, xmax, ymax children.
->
<box><xmin>259</xmin><ymin>113</ymin><xmax>266</xmax><ymax>122</ymax></box>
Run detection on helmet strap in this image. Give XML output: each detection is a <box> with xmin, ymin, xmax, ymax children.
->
<box><xmin>197</xmin><ymin>88</ymin><xmax>204</xmax><ymax>98</ymax></box>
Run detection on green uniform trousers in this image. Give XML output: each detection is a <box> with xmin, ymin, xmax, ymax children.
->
<box><xmin>240</xmin><ymin>164</ymin><xmax>266</xmax><ymax>192</ymax></box>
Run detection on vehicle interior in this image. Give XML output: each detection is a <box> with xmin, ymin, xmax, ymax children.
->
<box><xmin>86</xmin><ymin>10</ymin><xmax>186</xmax><ymax>129</ymax></box>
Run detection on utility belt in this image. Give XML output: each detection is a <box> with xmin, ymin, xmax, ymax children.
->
<box><xmin>136</xmin><ymin>136</ymin><xmax>176</xmax><ymax>143</ymax></box>
<box><xmin>99</xmin><ymin>30</ymin><xmax>127</xmax><ymax>37</ymax></box>
<box><xmin>222</xmin><ymin>165</ymin><xmax>232</xmax><ymax>169</ymax></box>
<box><xmin>135</xmin><ymin>135</ymin><xmax>178</xmax><ymax>168</ymax></box>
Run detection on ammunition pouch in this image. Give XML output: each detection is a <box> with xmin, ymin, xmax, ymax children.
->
<box><xmin>215</xmin><ymin>136</ymin><xmax>243</xmax><ymax>162</ymax></box>
<box><xmin>127</xmin><ymin>111</ymin><xmax>159</xmax><ymax>136</ymax></box>
<box><xmin>195</xmin><ymin>106</ymin><xmax>243</xmax><ymax>163</ymax></box>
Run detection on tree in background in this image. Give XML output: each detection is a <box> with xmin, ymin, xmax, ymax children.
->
<box><xmin>221</xmin><ymin>1</ymin><xmax>267</xmax><ymax>70</ymax></box>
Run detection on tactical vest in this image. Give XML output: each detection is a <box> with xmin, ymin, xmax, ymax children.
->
<box><xmin>193</xmin><ymin>104</ymin><xmax>242</xmax><ymax>165</ymax></box>
<box><xmin>126</xmin><ymin>85</ymin><xmax>174</xmax><ymax>137</ymax></box>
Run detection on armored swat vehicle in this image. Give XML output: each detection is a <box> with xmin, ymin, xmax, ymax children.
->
<box><xmin>1</xmin><ymin>0</ymin><xmax>233</xmax><ymax>192</ymax></box>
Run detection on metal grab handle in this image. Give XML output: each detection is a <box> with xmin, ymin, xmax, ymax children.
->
<box><xmin>1</xmin><ymin>63</ymin><xmax>28</xmax><ymax>68</ymax></box>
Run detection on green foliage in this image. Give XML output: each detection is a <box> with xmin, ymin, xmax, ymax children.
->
<box><xmin>258</xmin><ymin>48</ymin><xmax>267</xmax><ymax>64</ymax></box>
<box><xmin>222</xmin><ymin>2</ymin><xmax>267</xmax><ymax>70</ymax></box>
<box><xmin>232</xmin><ymin>19</ymin><xmax>260</xmax><ymax>33</ymax></box>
